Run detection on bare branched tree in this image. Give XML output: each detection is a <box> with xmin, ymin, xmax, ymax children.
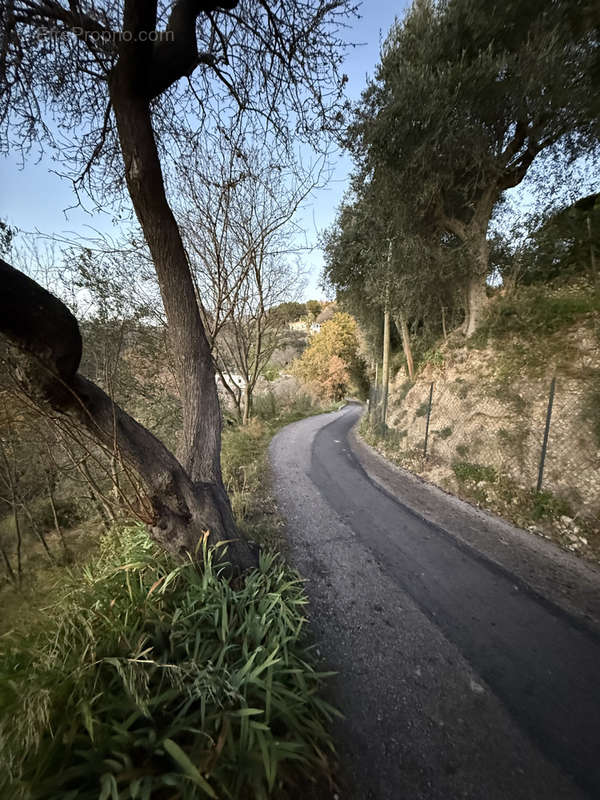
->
<box><xmin>177</xmin><ymin>130</ymin><xmax>312</xmax><ymax>421</ymax></box>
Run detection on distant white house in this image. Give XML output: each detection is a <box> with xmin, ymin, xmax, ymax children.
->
<box><xmin>309</xmin><ymin>304</ymin><xmax>337</xmax><ymax>335</ymax></box>
<box><xmin>288</xmin><ymin>319</ymin><xmax>309</xmax><ymax>333</ymax></box>
<box><xmin>287</xmin><ymin>304</ymin><xmax>337</xmax><ymax>336</ymax></box>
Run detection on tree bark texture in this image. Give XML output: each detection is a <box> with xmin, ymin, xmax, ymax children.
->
<box><xmin>464</xmin><ymin>231</ymin><xmax>490</xmax><ymax>337</ymax></box>
<box><xmin>242</xmin><ymin>383</ymin><xmax>252</xmax><ymax>426</ymax></box>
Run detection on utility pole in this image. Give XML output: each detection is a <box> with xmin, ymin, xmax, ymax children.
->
<box><xmin>381</xmin><ymin>239</ymin><xmax>392</xmax><ymax>427</ymax></box>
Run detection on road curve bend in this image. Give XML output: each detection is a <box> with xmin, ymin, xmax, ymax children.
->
<box><xmin>269</xmin><ymin>403</ymin><xmax>600</xmax><ymax>800</ymax></box>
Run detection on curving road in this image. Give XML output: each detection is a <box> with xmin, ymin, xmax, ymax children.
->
<box><xmin>269</xmin><ymin>404</ymin><xmax>600</xmax><ymax>800</ymax></box>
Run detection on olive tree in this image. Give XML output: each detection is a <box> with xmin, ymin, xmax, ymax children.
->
<box><xmin>348</xmin><ymin>0</ymin><xmax>600</xmax><ymax>334</ymax></box>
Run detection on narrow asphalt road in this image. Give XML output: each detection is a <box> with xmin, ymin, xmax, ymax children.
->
<box><xmin>269</xmin><ymin>404</ymin><xmax>600</xmax><ymax>800</ymax></box>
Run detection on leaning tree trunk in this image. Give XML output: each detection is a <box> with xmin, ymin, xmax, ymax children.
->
<box><xmin>109</xmin><ymin>80</ymin><xmax>223</xmax><ymax>488</ymax></box>
<box><xmin>104</xmin><ymin>28</ymin><xmax>257</xmax><ymax>569</ymax></box>
<box><xmin>0</xmin><ymin>260</ymin><xmax>256</xmax><ymax>571</ymax></box>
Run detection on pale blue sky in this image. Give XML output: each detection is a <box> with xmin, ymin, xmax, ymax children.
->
<box><xmin>0</xmin><ymin>1</ymin><xmax>408</xmax><ymax>300</ymax></box>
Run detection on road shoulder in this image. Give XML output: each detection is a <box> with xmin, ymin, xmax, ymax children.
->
<box><xmin>348</xmin><ymin>410</ymin><xmax>600</xmax><ymax>631</ymax></box>
<box><xmin>269</xmin><ymin>408</ymin><xmax>589</xmax><ymax>800</ymax></box>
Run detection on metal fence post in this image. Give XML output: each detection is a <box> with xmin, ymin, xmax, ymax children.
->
<box><xmin>423</xmin><ymin>382</ymin><xmax>434</xmax><ymax>458</ymax></box>
<box><xmin>537</xmin><ymin>377</ymin><xmax>556</xmax><ymax>492</ymax></box>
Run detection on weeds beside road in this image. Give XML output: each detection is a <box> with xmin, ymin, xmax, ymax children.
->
<box><xmin>0</xmin><ymin>396</ymin><xmax>343</xmax><ymax>800</ymax></box>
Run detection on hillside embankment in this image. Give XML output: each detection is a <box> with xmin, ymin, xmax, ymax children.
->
<box><xmin>363</xmin><ymin>281</ymin><xmax>600</xmax><ymax>563</ymax></box>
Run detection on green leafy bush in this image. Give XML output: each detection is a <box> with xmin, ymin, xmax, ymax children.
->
<box><xmin>0</xmin><ymin>526</ymin><xmax>337</xmax><ymax>800</ymax></box>
<box><xmin>452</xmin><ymin>461</ymin><xmax>497</xmax><ymax>484</ymax></box>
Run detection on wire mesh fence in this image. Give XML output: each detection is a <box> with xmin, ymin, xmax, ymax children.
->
<box><xmin>366</xmin><ymin>375</ymin><xmax>600</xmax><ymax>546</ymax></box>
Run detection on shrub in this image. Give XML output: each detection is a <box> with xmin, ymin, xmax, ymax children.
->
<box><xmin>415</xmin><ymin>401</ymin><xmax>430</xmax><ymax>418</ymax></box>
<box><xmin>253</xmin><ymin>391</ymin><xmax>279</xmax><ymax>421</ymax></box>
<box><xmin>472</xmin><ymin>284</ymin><xmax>600</xmax><ymax>345</ymax></box>
<box><xmin>452</xmin><ymin>462</ymin><xmax>497</xmax><ymax>484</ymax></box>
<box><xmin>0</xmin><ymin>526</ymin><xmax>338</xmax><ymax>800</ymax></box>
<box><xmin>421</xmin><ymin>348</ymin><xmax>445</xmax><ymax>368</ymax></box>
<box><xmin>530</xmin><ymin>490</ymin><xmax>573</xmax><ymax>521</ymax></box>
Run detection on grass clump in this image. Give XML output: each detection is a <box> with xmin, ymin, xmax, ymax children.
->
<box><xmin>469</xmin><ymin>283</ymin><xmax>599</xmax><ymax>351</ymax></box>
<box><xmin>452</xmin><ymin>461</ymin><xmax>497</xmax><ymax>484</ymax></box>
<box><xmin>530</xmin><ymin>489</ymin><xmax>573</xmax><ymax>521</ymax></box>
<box><xmin>0</xmin><ymin>525</ymin><xmax>338</xmax><ymax>800</ymax></box>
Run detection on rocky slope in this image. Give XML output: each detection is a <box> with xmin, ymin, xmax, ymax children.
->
<box><xmin>364</xmin><ymin>282</ymin><xmax>600</xmax><ymax>562</ymax></box>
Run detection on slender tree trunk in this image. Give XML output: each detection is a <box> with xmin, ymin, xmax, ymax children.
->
<box><xmin>19</xmin><ymin>503</ymin><xmax>55</xmax><ymax>563</ymax></box>
<box><xmin>12</xmin><ymin>502</ymin><xmax>22</xmax><ymax>585</ymax></box>
<box><xmin>0</xmin><ymin>443</ymin><xmax>23</xmax><ymax>584</ymax></box>
<box><xmin>105</xmin><ymin>51</ymin><xmax>256</xmax><ymax>569</ymax></box>
<box><xmin>381</xmin><ymin>304</ymin><xmax>391</xmax><ymax>426</ymax></box>
<box><xmin>0</xmin><ymin>542</ymin><xmax>16</xmax><ymax>585</ymax></box>
<box><xmin>395</xmin><ymin>311</ymin><xmax>414</xmax><ymax>380</ymax></box>
<box><xmin>441</xmin><ymin>304</ymin><xmax>447</xmax><ymax>342</ymax></box>
<box><xmin>587</xmin><ymin>214</ymin><xmax>597</xmax><ymax>289</ymax></box>
<box><xmin>45</xmin><ymin>473</ymin><xmax>70</xmax><ymax>556</ymax></box>
<box><xmin>110</xmin><ymin>453</ymin><xmax>121</xmax><ymax>505</ymax></box>
<box><xmin>242</xmin><ymin>383</ymin><xmax>252</xmax><ymax>426</ymax></box>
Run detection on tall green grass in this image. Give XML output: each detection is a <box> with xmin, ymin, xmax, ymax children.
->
<box><xmin>0</xmin><ymin>525</ymin><xmax>338</xmax><ymax>799</ymax></box>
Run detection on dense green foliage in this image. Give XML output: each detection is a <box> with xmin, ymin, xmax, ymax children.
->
<box><xmin>517</xmin><ymin>195</ymin><xmax>600</xmax><ymax>287</ymax></box>
<box><xmin>0</xmin><ymin>526</ymin><xmax>338</xmax><ymax>800</ymax></box>
<box><xmin>326</xmin><ymin>0</ymin><xmax>600</xmax><ymax>354</ymax></box>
